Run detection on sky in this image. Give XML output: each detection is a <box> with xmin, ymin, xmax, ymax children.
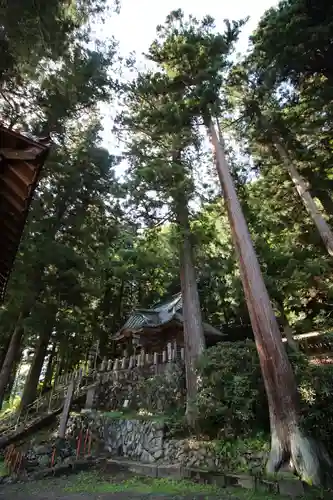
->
<box><xmin>96</xmin><ymin>0</ymin><xmax>279</xmax><ymax>162</ymax></box>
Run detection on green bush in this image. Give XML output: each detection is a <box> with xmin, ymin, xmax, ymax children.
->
<box><xmin>296</xmin><ymin>362</ymin><xmax>333</xmax><ymax>448</ymax></box>
<box><xmin>196</xmin><ymin>340</ymin><xmax>268</xmax><ymax>437</ymax></box>
<box><xmin>136</xmin><ymin>362</ymin><xmax>186</xmax><ymax>414</ymax></box>
<box><xmin>197</xmin><ymin>340</ymin><xmax>333</xmax><ymax>447</ymax></box>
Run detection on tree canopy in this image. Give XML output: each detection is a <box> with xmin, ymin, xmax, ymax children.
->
<box><xmin>1</xmin><ymin>0</ymin><xmax>333</xmax><ymax>487</ymax></box>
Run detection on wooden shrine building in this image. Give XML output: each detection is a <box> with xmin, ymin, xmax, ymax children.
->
<box><xmin>0</xmin><ymin>125</ymin><xmax>50</xmax><ymax>302</ymax></box>
<box><xmin>112</xmin><ymin>293</ymin><xmax>225</xmax><ymax>354</ymax></box>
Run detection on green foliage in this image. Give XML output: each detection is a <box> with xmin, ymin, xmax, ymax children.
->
<box><xmin>250</xmin><ymin>0</ymin><xmax>333</xmax><ymax>90</ymax></box>
<box><xmin>136</xmin><ymin>364</ymin><xmax>186</xmax><ymax>414</ymax></box>
<box><xmin>296</xmin><ymin>363</ymin><xmax>333</xmax><ymax>448</ymax></box>
<box><xmin>197</xmin><ymin>341</ymin><xmax>268</xmax><ymax>437</ymax></box>
<box><xmin>197</xmin><ymin>341</ymin><xmax>333</xmax><ymax>448</ymax></box>
<box><xmin>213</xmin><ymin>434</ymin><xmax>269</xmax><ymax>473</ymax></box>
<box><xmin>64</xmin><ymin>472</ymin><xmax>223</xmax><ymax>495</ymax></box>
<box><xmin>0</xmin><ymin>0</ymin><xmax>116</xmax><ymax>84</ymax></box>
<box><xmin>0</xmin><ymin>395</ymin><xmax>21</xmax><ymax>418</ymax></box>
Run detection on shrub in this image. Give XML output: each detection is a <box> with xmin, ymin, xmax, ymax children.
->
<box><xmin>136</xmin><ymin>362</ymin><xmax>186</xmax><ymax>414</ymax></box>
<box><xmin>196</xmin><ymin>341</ymin><xmax>268</xmax><ymax>437</ymax></box>
<box><xmin>197</xmin><ymin>340</ymin><xmax>333</xmax><ymax>447</ymax></box>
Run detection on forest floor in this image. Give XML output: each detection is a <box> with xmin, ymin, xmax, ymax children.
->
<box><xmin>0</xmin><ymin>469</ymin><xmax>309</xmax><ymax>500</ymax></box>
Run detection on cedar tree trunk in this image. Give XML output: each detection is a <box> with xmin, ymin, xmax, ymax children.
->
<box><xmin>208</xmin><ymin>119</ymin><xmax>333</xmax><ymax>486</ymax></box>
<box><xmin>176</xmin><ymin>194</ymin><xmax>205</xmax><ymax>428</ymax></box>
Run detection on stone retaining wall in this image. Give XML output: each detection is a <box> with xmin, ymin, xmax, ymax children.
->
<box><xmin>67</xmin><ymin>411</ymin><xmax>265</xmax><ymax>472</ymax></box>
<box><xmin>93</xmin><ymin>361</ymin><xmax>185</xmax><ymax>414</ymax></box>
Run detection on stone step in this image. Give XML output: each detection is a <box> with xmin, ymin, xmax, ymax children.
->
<box><xmin>103</xmin><ymin>457</ymin><xmax>305</xmax><ymax>497</ymax></box>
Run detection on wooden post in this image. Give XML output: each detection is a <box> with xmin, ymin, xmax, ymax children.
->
<box><xmin>48</xmin><ymin>389</ymin><xmax>53</xmax><ymax>413</ymax></box>
<box><xmin>58</xmin><ymin>381</ymin><xmax>75</xmax><ymax>438</ymax></box>
<box><xmin>153</xmin><ymin>352</ymin><xmax>159</xmax><ymax>374</ymax></box>
<box><xmin>85</xmin><ymin>385</ymin><xmax>96</xmax><ymax>410</ymax></box>
<box><xmin>101</xmin><ymin>357</ymin><xmax>107</xmax><ymax>371</ymax></box>
<box><xmin>162</xmin><ymin>350</ymin><xmax>167</xmax><ymax>363</ymax></box>
<box><xmin>113</xmin><ymin>358</ymin><xmax>119</xmax><ymax>380</ymax></box>
<box><xmin>86</xmin><ymin>360</ymin><xmax>91</xmax><ymax>375</ymax></box>
<box><xmin>121</xmin><ymin>356</ymin><xmax>127</xmax><ymax>370</ymax></box>
<box><xmin>173</xmin><ymin>341</ymin><xmax>177</xmax><ymax>360</ymax></box>
<box><xmin>167</xmin><ymin>342</ymin><xmax>172</xmax><ymax>362</ymax></box>
<box><xmin>128</xmin><ymin>355</ymin><xmax>134</xmax><ymax>369</ymax></box>
<box><xmin>107</xmin><ymin>359</ymin><xmax>113</xmax><ymax>371</ymax></box>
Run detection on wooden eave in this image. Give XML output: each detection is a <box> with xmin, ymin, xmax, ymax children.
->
<box><xmin>0</xmin><ymin>125</ymin><xmax>50</xmax><ymax>301</ymax></box>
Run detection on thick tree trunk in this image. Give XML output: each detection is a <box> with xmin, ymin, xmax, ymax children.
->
<box><xmin>4</xmin><ymin>348</ymin><xmax>22</xmax><ymax>401</ymax></box>
<box><xmin>0</xmin><ymin>312</ymin><xmax>28</xmax><ymax>409</ymax></box>
<box><xmin>43</xmin><ymin>342</ymin><xmax>56</xmax><ymax>391</ymax></box>
<box><xmin>0</xmin><ymin>335</ymin><xmax>10</xmax><ymax>372</ymax></box>
<box><xmin>272</xmin><ymin>139</ymin><xmax>333</xmax><ymax>256</ymax></box>
<box><xmin>208</xmin><ymin>119</ymin><xmax>333</xmax><ymax>486</ymax></box>
<box><xmin>19</xmin><ymin>321</ymin><xmax>54</xmax><ymax>411</ymax></box>
<box><xmin>176</xmin><ymin>196</ymin><xmax>205</xmax><ymax>428</ymax></box>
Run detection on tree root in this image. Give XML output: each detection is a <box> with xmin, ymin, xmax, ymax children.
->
<box><xmin>266</xmin><ymin>427</ymin><xmax>333</xmax><ymax>488</ymax></box>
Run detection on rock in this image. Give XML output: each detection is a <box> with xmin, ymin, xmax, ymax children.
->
<box><xmin>205</xmin><ymin>458</ymin><xmax>215</xmax><ymax>470</ymax></box>
<box><xmin>153</xmin><ymin>449</ymin><xmax>164</xmax><ymax>460</ymax></box>
<box><xmin>141</xmin><ymin>449</ymin><xmax>155</xmax><ymax>464</ymax></box>
<box><xmin>38</xmin><ymin>455</ymin><xmax>50</xmax><ymax>467</ymax></box>
<box><xmin>34</xmin><ymin>445</ymin><xmax>52</xmax><ymax>455</ymax></box>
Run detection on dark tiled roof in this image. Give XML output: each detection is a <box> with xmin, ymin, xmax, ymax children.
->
<box><xmin>114</xmin><ymin>293</ymin><xmax>224</xmax><ymax>339</ymax></box>
<box><xmin>0</xmin><ymin>125</ymin><xmax>50</xmax><ymax>301</ymax></box>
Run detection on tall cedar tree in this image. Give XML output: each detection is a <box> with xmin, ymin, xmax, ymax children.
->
<box><xmin>144</xmin><ymin>9</ymin><xmax>333</xmax><ymax>485</ymax></box>
<box><xmin>225</xmin><ymin>67</ymin><xmax>333</xmax><ymax>257</ymax></box>
<box><xmin>0</xmin><ymin>0</ymin><xmax>119</xmax><ymax>408</ymax></box>
<box><xmin>118</xmin><ymin>60</ymin><xmax>206</xmax><ymax>427</ymax></box>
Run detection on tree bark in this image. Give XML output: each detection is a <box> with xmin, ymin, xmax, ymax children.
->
<box><xmin>0</xmin><ymin>335</ymin><xmax>10</xmax><ymax>372</ymax></box>
<box><xmin>19</xmin><ymin>319</ymin><xmax>54</xmax><ymax>412</ymax></box>
<box><xmin>43</xmin><ymin>342</ymin><xmax>56</xmax><ymax>391</ymax></box>
<box><xmin>4</xmin><ymin>348</ymin><xmax>22</xmax><ymax>401</ymax></box>
<box><xmin>208</xmin><ymin>119</ymin><xmax>333</xmax><ymax>486</ymax></box>
<box><xmin>176</xmin><ymin>194</ymin><xmax>205</xmax><ymax>428</ymax></box>
<box><xmin>0</xmin><ymin>312</ymin><xmax>28</xmax><ymax>409</ymax></box>
<box><xmin>273</xmin><ymin>139</ymin><xmax>333</xmax><ymax>256</ymax></box>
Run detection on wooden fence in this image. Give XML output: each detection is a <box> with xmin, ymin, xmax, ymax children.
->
<box><xmin>56</xmin><ymin>341</ymin><xmax>185</xmax><ymax>387</ymax></box>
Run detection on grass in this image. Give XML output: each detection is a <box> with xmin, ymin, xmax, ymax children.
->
<box><xmin>65</xmin><ymin>473</ymin><xmax>222</xmax><ymax>495</ymax></box>
<box><xmin>1</xmin><ymin>470</ymin><xmax>329</xmax><ymax>499</ymax></box>
<box><xmin>100</xmin><ymin>409</ymin><xmax>168</xmax><ymax>422</ymax></box>
<box><xmin>0</xmin><ymin>460</ymin><xmax>8</xmax><ymax>477</ymax></box>
<box><xmin>63</xmin><ymin>471</ymin><xmax>294</xmax><ymax>499</ymax></box>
